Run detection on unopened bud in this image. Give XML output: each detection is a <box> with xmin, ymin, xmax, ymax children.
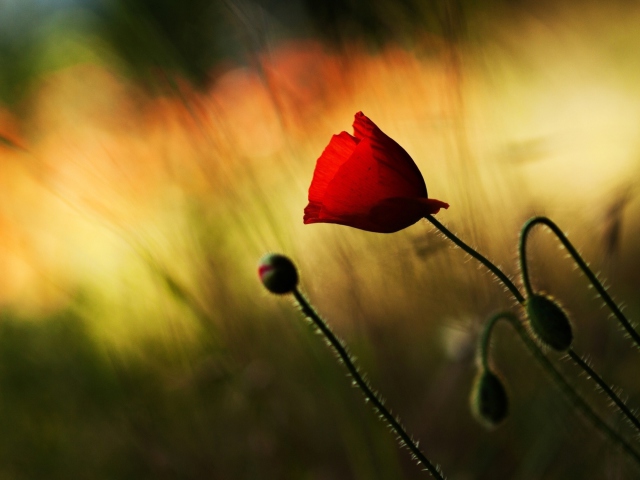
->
<box><xmin>258</xmin><ymin>253</ymin><xmax>299</xmax><ymax>294</ymax></box>
<box><xmin>471</xmin><ymin>370</ymin><xmax>509</xmax><ymax>428</ymax></box>
<box><xmin>526</xmin><ymin>294</ymin><xmax>573</xmax><ymax>351</ymax></box>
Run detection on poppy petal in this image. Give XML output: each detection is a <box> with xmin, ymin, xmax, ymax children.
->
<box><xmin>303</xmin><ymin>210</ymin><xmax>374</xmax><ymax>230</ymax></box>
<box><xmin>303</xmin><ymin>201</ymin><xmax>322</xmax><ymax>224</ymax></box>
<box><xmin>307</xmin><ymin>131</ymin><xmax>358</xmax><ymax>205</ymax></box>
<box><xmin>352</xmin><ymin>111</ymin><xmax>378</xmax><ymax>140</ymax></box>
<box><xmin>417</xmin><ymin>198</ymin><xmax>450</xmax><ymax>215</ymax></box>
<box><xmin>303</xmin><ymin>112</ymin><xmax>448</xmax><ymax>233</ymax></box>
<box><xmin>368</xmin><ymin>198</ymin><xmax>428</xmax><ymax>232</ymax></box>
<box><xmin>319</xmin><ymin>134</ymin><xmax>427</xmax><ymax>219</ymax></box>
<box><xmin>306</xmin><ymin>197</ymin><xmax>448</xmax><ymax>233</ymax></box>
<box><xmin>353</xmin><ymin>112</ymin><xmax>427</xmax><ymax>198</ymax></box>
<box><xmin>319</xmin><ymin>140</ymin><xmax>385</xmax><ymax>218</ymax></box>
<box><xmin>302</xmin><ymin>207</ymin><xmax>402</xmax><ymax>233</ymax></box>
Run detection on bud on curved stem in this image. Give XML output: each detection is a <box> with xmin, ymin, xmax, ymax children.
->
<box><xmin>519</xmin><ymin>216</ymin><xmax>640</xmax><ymax>349</ymax></box>
<box><xmin>526</xmin><ymin>294</ymin><xmax>573</xmax><ymax>351</ymax></box>
<box><xmin>470</xmin><ymin>370</ymin><xmax>509</xmax><ymax>428</ymax></box>
<box><xmin>476</xmin><ymin>312</ymin><xmax>640</xmax><ymax>465</ymax></box>
<box><xmin>258</xmin><ymin>253</ymin><xmax>299</xmax><ymax>294</ymax></box>
<box><xmin>259</xmin><ymin>254</ymin><xmax>446</xmax><ymax>479</ymax></box>
<box><xmin>423</xmin><ymin>217</ymin><xmax>640</xmax><ymax>467</ymax></box>
<box><xmin>518</xmin><ymin>218</ymin><xmax>640</xmax><ymax>437</ymax></box>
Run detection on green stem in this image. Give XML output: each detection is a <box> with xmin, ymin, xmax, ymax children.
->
<box><xmin>477</xmin><ymin>313</ymin><xmax>500</xmax><ymax>372</ymax></box>
<box><xmin>567</xmin><ymin>349</ymin><xmax>640</xmax><ymax>434</ymax></box>
<box><xmin>484</xmin><ymin>312</ymin><xmax>640</xmax><ymax>465</ymax></box>
<box><xmin>292</xmin><ymin>288</ymin><xmax>446</xmax><ymax>479</ymax></box>
<box><xmin>426</xmin><ymin>216</ymin><xmax>640</xmax><ymax>464</ymax></box>
<box><xmin>424</xmin><ymin>215</ymin><xmax>525</xmax><ymax>303</ymax></box>
<box><xmin>519</xmin><ymin>216</ymin><xmax>640</xmax><ymax>436</ymax></box>
<box><xmin>519</xmin><ymin>216</ymin><xmax>640</xmax><ymax>348</ymax></box>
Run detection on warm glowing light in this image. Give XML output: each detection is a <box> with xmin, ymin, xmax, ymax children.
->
<box><xmin>3</xmin><ymin>7</ymin><xmax>640</xmax><ymax>345</ymax></box>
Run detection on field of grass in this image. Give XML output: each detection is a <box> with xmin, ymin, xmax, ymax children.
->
<box><xmin>1</xmin><ymin>1</ymin><xmax>640</xmax><ymax>478</ymax></box>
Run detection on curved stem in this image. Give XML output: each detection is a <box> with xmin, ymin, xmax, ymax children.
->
<box><xmin>424</xmin><ymin>215</ymin><xmax>525</xmax><ymax>303</ymax></box>
<box><xmin>292</xmin><ymin>288</ymin><xmax>446</xmax><ymax>479</ymax></box>
<box><xmin>477</xmin><ymin>314</ymin><xmax>501</xmax><ymax>372</ymax></box>
<box><xmin>519</xmin><ymin>217</ymin><xmax>640</xmax><ymax>436</ymax></box>
<box><xmin>427</xmin><ymin>216</ymin><xmax>640</xmax><ymax>461</ymax></box>
<box><xmin>520</xmin><ymin>216</ymin><xmax>640</xmax><ymax>347</ymax></box>
<box><xmin>567</xmin><ymin>349</ymin><xmax>640</xmax><ymax>434</ymax></box>
<box><xmin>485</xmin><ymin>312</ymin><xmax>640</xmax><ymax>465</ymax></box>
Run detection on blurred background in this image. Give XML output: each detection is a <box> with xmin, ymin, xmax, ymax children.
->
<box><xmin>1</xmin><ymin>0</ymin><xmax>640</xmax><ymax>478</ymax></box>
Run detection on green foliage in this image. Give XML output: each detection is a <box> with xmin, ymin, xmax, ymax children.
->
<box><xmin>97</xmin><ymin>0</ymin><xmax>232</xmax><ymax>89</ymax></box>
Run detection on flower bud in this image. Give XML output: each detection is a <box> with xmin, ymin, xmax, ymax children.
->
<box><xmin>471</xmin><ymin>370</ymin><xmax>509</xmax><ymax>428</ymax></box>
<box><xmin>258</xmin><ymin>253</ymin><xmax>298</xmax><ymax>294</ymax></box>
<box><xmin>526</xmin><ymin>294</ymin><xmax>573</xmax><ymax>351</ymax></box>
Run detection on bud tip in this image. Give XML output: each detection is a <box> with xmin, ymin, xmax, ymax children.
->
<box><xmin>258</xmin><ymin>253</ymin><xmax>299</xmax><ymax>294</ymax></box>
<box><xmin>526</xmin><ymin>294</ymin><xmax>573</xmax><ymax>351</ymax></box>
<box><xmin>471</xmin><ymin>370</ymin><xmax>509</xmax><ymax>428</ymax></box>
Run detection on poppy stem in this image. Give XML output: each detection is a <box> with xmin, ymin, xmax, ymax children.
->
<box><xmin>519</xmin><ymin>216</ymin><xmax>640</xmax><ymax>349</ymax></box>
<box><xmin>424</xmin><ymin>215</ymin><xmax>525</xmax><ymax>303</ymax></box>
<box><xmin>567</xmin><ymin>349</ymin><xmax>640</xmax><ymax>435</ymax></box>
<box><xmin>291</xmin><ymin>288</ymin><xmax>446</xmax><ymax>479</ymax></box>
<box><xmin>481</xmin><ymin>312</ymin><xmax>640</xmax><ymax>466</ymax></box>
<box><xmin>477</xmin><ymin>312</ymin><xmax>503</xmax><ymax>373</ymax></box>
<box><xmin>519</xmin><ymin>217</ymin><xmax>640</xmax><ymax>436</ymax></box>
<box><xmin>426</xmin><ymin>215</ymin><xmax>640</xmax><ymax>462</ymax></box>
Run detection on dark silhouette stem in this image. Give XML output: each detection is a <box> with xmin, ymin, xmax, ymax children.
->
<box><xmin>424</xmin><ymin>215</ymin><xmax>525</xmax><ymax>303</ymax></box>
<box><xmin>426</xmin><ymin>216</ymin><xmax>640</xmax><ymax>464</ymax></box>
<box><xmin>483</xmin><ymin>312</ymin><xmax>640</xmax><ymax>465</ymax></box>
<box><xmin>567</xmin><ymin>349</ymin><xmax>640</xmax><ymax>434</ymax></box>
<box><xmin>292</xmin><ymin>288</ymin><xmax>446</xmax><ymax>479</ymax></box>
<box><xmin>518</xmin><ymin>217</ymin><xmax>640</xmax><ymax>436</ymax></box>
<box><xmin>520</xmin><ymin>216</ymin><xmax>640</xmax><ymax>348</ymax></box>
<box><xmin>478</xmin><ymin>313</ymin><xmax>500</xmax><ymax>372</ymax></box>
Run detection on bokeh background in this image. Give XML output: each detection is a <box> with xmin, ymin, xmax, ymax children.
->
<box><xmin>1</xmin><ymin>0</ymin><xmax>640</xmax><ymax>478</ymax></box>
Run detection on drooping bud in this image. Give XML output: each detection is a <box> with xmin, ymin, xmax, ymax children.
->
<box><xmin>258</xmin><ymin>253</ymin><xmax>299</xmax><ymax>294</ymax></box>
<box><xmin>526</xmin><ymin>294</ymin><xmax>573</xmax><ymax>351</ymax></box>
<box><xmin>471</xmin><ymin>370</ymin><xmax>509</xmax><ymax>428</ymax></box>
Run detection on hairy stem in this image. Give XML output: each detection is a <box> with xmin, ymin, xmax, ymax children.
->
<box><xmin>519</xmin><ymin>216</ymin><xmax>640</xmax><ymax>435</ymax></box>
<box><xmin>424</xmin><ymin>215</ymin><xmax>524</xmax><ymax>303</ymax></box>
<box><xmin>520</xmin><ymin>216</ymin><xmax>640</xmax><ymax>348</ymax></box>
<box><xmin>483</xmin><ymin>312</ymin><xmax>640</xmax><ymax>465</ymax></box>
<box><xmin>292</xmin><ymin>288</ymin><xmax>446</xmax><ymax>479</ymax></box>
<box><xmin>567</xmin><ymin>349</ymin><xmax>640</xmax><ymax>434</ymax></box>
<box><xmin>485</xmin><ymin>312</ymin><xmax>640</xmax><ymax>464</ymax></box>
<box><xmin>426</xmin><ymin>216</ymin><xmax>640</xmax><ymax>465</ymax></box>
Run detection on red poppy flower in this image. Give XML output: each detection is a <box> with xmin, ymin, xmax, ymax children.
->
<box><xmin>304</xmin><ymin>112</ymin><xmax>448</xmax><ymax>233</ymax></box>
